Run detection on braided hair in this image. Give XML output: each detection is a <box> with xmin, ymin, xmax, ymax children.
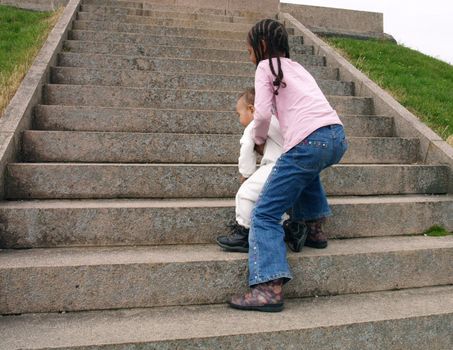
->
<box><xmin>247</xmin><ymin>19</ymin><xmax>290</xmax><ymax>95</ymax></box>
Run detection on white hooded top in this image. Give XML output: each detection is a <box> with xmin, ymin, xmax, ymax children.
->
<box><xmin>238</xmin><ymin>116</ymin><xmax>284</xmax><ymax>178</ymax></box>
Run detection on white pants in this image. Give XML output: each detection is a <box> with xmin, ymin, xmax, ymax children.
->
<box><xmin>236</xmin><ymin>163</ymin><xmax>275</xmax><ymax>229</ymax></box>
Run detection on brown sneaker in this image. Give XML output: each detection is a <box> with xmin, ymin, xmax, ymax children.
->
<box><xmin>305</xmin><ymin>218</ymin><xmax>328</xmax><ymax>249</ymax></box>
<box><xmin>228</xmin><ymin>279</ymin><xmax>284</xmax><ymax>312</ymax></box>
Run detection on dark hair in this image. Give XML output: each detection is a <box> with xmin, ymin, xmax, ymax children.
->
<box><xmin>247</xmin><ymin>19</ymin><xmax>290</xmax><ymax>95</ymax></box>
<box><xmin>239</xmin><ymin>87</ymin><xmax>255</xmax><ymax>105</ymax></box>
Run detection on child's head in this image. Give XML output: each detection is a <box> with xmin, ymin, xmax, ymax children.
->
<box><xmin>236</xmin><ymin>87</ymin><xmax>255</xmax><ymax>127</ymax></box>
<box><xmin>247</xmin><ymin>19</ymin><xmax>290</xmax><ymax>95</ymax></box>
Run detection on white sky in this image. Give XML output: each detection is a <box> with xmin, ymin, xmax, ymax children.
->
<box><xmin>283</xmin><ymin>0</ymin><xmax>453</xmax><ymax>64</ymax></box>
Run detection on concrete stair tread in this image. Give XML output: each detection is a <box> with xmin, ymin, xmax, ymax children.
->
<box><xmin>1</xmin><ymin>194</ymin><xmax>450</xmax><ymax>249</ymax></box>
<box><xmin>80</xmin><ymin>0</ymin><xmax>263</xmax><ymax>17</ymax></box>
<box><xmin>51</xmin><ymin>66</ymin><xmax>342</xmax><ymax>93</ymax></box>
<box><xmin>33</xmin><ymin>104</ymin><xmax>394</xmax><ymax>137</ymax></box>
<box><xmin>43</xmin><ymin>85</ymin><xmax>371</xmax><ymax>114</ymax></box>
<box><xmin>75</xmin><ymin>12</ymin><xmax>258</xmax><ymax>31</ymax></box>
<box><xmin>56</xmin><ymin>51</ymin><xmax>327</xmax><ymax>74</ymax></box>
<box><xmin>50</xmin><ymin>67</ymin><xmax>349</xmax><ymax>96</ymax></box>
<box><xmin>22</xmin><ymin>130</ymin><xmax>418</xmax><ymax>164</ymax></box>
<box><xmin>54</xmin><ymin>64</ymin><xmax>257</xmax><ymax>78</ymax></box>
<box><xmin>64</xmin><ymin>40</ymin><xmax>256</xmax><ymax>55</ymax></box>
<box><xmin>24</xmin><ymin>130</ymin><xmax>401</xmax><ymax>138</ymax></box>
<box><xmin>1</xmin><ymin>194</ymin><xmax>452</xmax><ymax>209</ymax></box>
<box><xmin>1</xmin><ymin>234</ymin><xmax>452</xmax><ymax>313</ymax></box>
<box><xmin>1</xmin><ymin>235</ymin><xmax>453</xmax><ymax>267</ymax></box>
<box><xmin>72</xmin><ymin>20</ymin><xmax>271</xmax><ymax>39</ymax></box>
<box><xmin>62</xmin><ymin>39</ymin><xmax>315</xmax><ymax>57</ymax></box>
<box><xmin>70</xmin><ymin>28</ymin><xmax>250</xmax><ymax>44</ymax></box>
<box><xmin>1</xmin><ymin>285</ymin><xmax>453</xmax><ymax>350</ymax></box>
<box><xmin>6</xmin><ymin>163</ymin><xmax>449</xmax><ymax>199</ymax></box>
<box><xmin>78</xmin><ymin>5</ymin><xmax>264</xmax><ymax>23</ymax></box>
<box><xmin>68</xmin><ymin>29</ymin><xmax>305</xmax><ymax>51</ymax></box>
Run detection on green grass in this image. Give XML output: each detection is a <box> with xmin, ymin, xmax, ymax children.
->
<box><xmin>0</xmin><ymin>5</ymin><xmax>61</xmax><ymax>116</ymax></box>
<box><xmin>423</xmin><ymin>225</ymin><xmax>452</xmax><ymax>237</ymax></box>
<box><xmin>325</xmin><ymin>37</ymin><xmax>453</xmax><ymax>143</ymax></box>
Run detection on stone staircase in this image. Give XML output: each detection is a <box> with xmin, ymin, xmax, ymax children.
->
<box><xmin>1</xmin><ymin>0</ymin><xmax>452</xmax><ymax>348</ymax></box>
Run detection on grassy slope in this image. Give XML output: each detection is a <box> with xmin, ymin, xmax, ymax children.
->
<box><xmin>326</xmin><ymin>37</ymin><xmax>453</xmax><ymax>143</ymax></box>
<box><xmin>0</xmin><ymin>5</ymin><xmax>61</xmax><ymax>116</ymax></box>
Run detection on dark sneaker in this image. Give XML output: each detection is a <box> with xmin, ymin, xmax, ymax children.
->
<box><xmin>283</xmin><ymin>220</ymin><xmax>308</xmax><ymax>252</ymax></box>
<box><xmin>216</xmin><ymin>223</ymin><xmax>249</xmax><ymax>252</ymax></box>
<box><xmin>305</xmin><ymin>219</ymin><xmax>328</xmax><ymax>249</ymax></box>
<box><xmin>228</xmin><ymin>279</ymin><xmax>284</xmax><ymax>312</ymax></box>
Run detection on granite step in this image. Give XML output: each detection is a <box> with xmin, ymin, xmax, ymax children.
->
<box><xmin>69</xmin><ymin>30</ymin><xmax>305</xmax><ymax>51</ymax></box>
<box><xmin>82</xmin><ymin>0</ymin><xmax>230</xmax><ymax>15</ymax></box>
<box><xmin>72</xmin><ymin>20</ymin><xmax>295</xmax><ymax>39</ymax></box>
<box><xmin>57</xmin><ymin>52</ymin><xmax>326</xmax><ymax>77</ymax></box>
<box><xmin>76</xmin><ymin>12</ymin><xmax>259</xmax><ymax>31</ymax></box>
<box><xmin>2</xmin><ymin>286</ymin><xmax>452</xmax><ymax>349</ymax></box>
<box><xmin>34</xmin><ymin>105</ymin><xmax>394</xmax><ymax>137</ymax></box>
<box><xmin>44</xmin><ymin>85</ymin><xmax>372</xmax><ymax>114</ymax></box>
<box><xmin>6</xmin><ymin>164</ymin><xmax>448</xmax><ymax>199</ymax></box>
<box><xmin>83</xmin><ymin>0</ymin><xmax>144</xmax><ymax>10</ymax></box>
<box><xmin>51</xmin><ymin>67</ymin><xmax>349</xmax><ymax>95</ymax></box>
<box><xmin>63</xmin><ymin>40</ymin><xmax>315</xmax><ymax>60</ymax></box>
<box><xmin>0</xmin><ymin>195</ymin><xmax>451</xmax><ymax>248</ymax></box>
<box><xmin>0</xmin><ymin>236</ymin><xmax>452</xmax><ymax>314</ymax></box>
<box><xmin>22</xmin><ymin>131</ymin><xmax>419</xmax><ymax>164</ymax></box>
<box><xmin>78</xmin><ymin>5</ymin><xmax>266</xmax><ymax>23</ymax></box>
<box><xmin>80</xmin><ymin>0</ymin><xmax>271</xmax><ymax>18</ymax></box>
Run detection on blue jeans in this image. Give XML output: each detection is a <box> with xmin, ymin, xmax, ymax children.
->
<box><xmin>248</xmin><ymin>124</ymin><xmax>348</xmax><ymax>286</ymax></box>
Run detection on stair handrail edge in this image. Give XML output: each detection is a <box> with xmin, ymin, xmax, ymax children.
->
<box><xmin>0</xmin><ymin>0</ymin><xmax>82</xmax><ymax>199</ymax></box>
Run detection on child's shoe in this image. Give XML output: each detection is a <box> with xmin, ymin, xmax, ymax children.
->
<box><xmin>283</xmin><ymin>219</ymin><xmax>308</xmax><ymax>252</ymax></box>
<box><xmin>216</xmin><ymin>223</ymin><xmax>249</xmax><ymax>252</ymax></box>
<box><xmin>228</xmin><ymin>279</ymin><xmax>284</xmax><ymax>312</ymax></box>
<box><xmin>305</xmin><ymin>218</ymin><xmax>328</xmax><ymax>249</ymax></box>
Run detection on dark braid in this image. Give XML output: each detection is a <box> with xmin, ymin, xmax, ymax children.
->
<box><xmin>247</xmin><ymin>19</ymin><xmax>290</xmax><ymax>95</ymax></box>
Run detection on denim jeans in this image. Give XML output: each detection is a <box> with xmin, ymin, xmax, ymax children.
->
<box><xmin>248</xmin><ymin>124</ymin><xmax>348</xmax><ymax>286</ymax></box>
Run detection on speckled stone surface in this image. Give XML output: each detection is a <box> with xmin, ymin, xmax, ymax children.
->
<box><xmin>69</xmin><ymin>29</ymin><xmax>306</xmax><ymax>51</ymax></box>
<box><xmin>63</xmin><ymin>39</ymin><xmax>315</xmax><ymax>59</ymax></box>
<box><xmin>22</xmin><ymin>131</ymin><xmax>419</xmax><ymax>164</ymax></box>
<box><xmin>32</xmin><ymin>104</ymin><xmax>373</xmax><ymax>132</ymax></box>
<box><xmin>83</xmin><ymin>0</ymin><xmax>279</xmax><ymax>16</ymax></box>
<box><xmin>51</xmin><ymin>67</ymin><xmax>351</xmax><ymax>95</ymax></box>
<box><xmin>35</xmin><ymin>105</ymin><xmax>245</xmax><ymax>134</ymax></box>
<box><xmin>57</xmin><ymin>51</ymin><xmax>326</xmax><ymax>76</ymax></box>
<box><xmin>5</xmin><ymin>164</ymin><xmax>448</xmax><ymax>199</ymax></box>
<box><xmin>0</xmin><ymin>236</ymin><xmax>452</xmax><ymax>313</ymax></box>
<box><xmin>78</xmin><ymin>5</ymin><xmax>264</xmax><ymax>23</ymax></box>
<box><xmin>44</xmin><ymin>84</ymin><xmax>372</xmax><ymax>114</ymax></box>
<box><xmin>76</xmin><ymin>11</ymin><xmax>261</xmax><ymax>31</ymax></box>
<box><xmin>1</xmin><ymin>286</ymin><xmax>453</xmax><ymax>349</ymax></box>
<box><xmin>34</xmin><ymin>105</ymin><xmax>394</xmax><ymax>136</ymax></box>
<box><xmin>0</xmin><ymin>195</ymin><xmax>451</xmax><ymax>248</ymax></box>
<box><xmin>73</xmin><ymin>20</ymin><xmax>293</xmax><ymax>40</ymax></box>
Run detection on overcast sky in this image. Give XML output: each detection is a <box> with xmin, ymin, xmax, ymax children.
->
<box><xmin>283</xmin><ymin>0</ymin><xmax>453</xmax><ymax>64</ymax></box>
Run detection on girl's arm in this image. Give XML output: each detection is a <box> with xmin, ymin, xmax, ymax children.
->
<box><xmin>252</xmin><ymin>63</ymin><xmax>274</xmax><ymax>145</ymax></box>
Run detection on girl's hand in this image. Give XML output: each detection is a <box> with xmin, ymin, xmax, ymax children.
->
<box><xmin>254</xmin><ymin>143</ymin><xmax>265</xmax><ymax>155</ymax></box>
<box><xmin>240</xmin><ymin>176</ymin><xmax>248</xmax><ymax>184</ymax></box>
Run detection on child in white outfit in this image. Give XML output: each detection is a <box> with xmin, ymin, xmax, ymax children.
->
<box><xmin>216</xmin><ymin>88</ymin><xmax>283</xmax><ymax>252</ymax></box>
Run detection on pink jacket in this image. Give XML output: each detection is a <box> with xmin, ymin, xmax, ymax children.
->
<box><xmin>252</xmin><ymin>57</ymin><xmax>343</xmax><ymax>152</ymax></box>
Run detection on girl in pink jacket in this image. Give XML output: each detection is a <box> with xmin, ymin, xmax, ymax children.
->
<box><xmin>229</xmin><ymin>19</ymin><xmax>348</xmax><ymax>312</ymax></box>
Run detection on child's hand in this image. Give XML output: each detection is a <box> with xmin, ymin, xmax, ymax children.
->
<box><xmin>254</xmin><ymin>143</ymin><xmax>265</xmax><ymax>155</ymax></box>
<box><xmin>240</xmin><ymin>176</ymin><xmax>248</xmax><ymax>184</ymax></box>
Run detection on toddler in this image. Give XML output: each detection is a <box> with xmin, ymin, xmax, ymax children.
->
<box><xmin>216</xmin><ymin>88</ymin><xmax>284</xmax><ymax>252</ymax></box>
